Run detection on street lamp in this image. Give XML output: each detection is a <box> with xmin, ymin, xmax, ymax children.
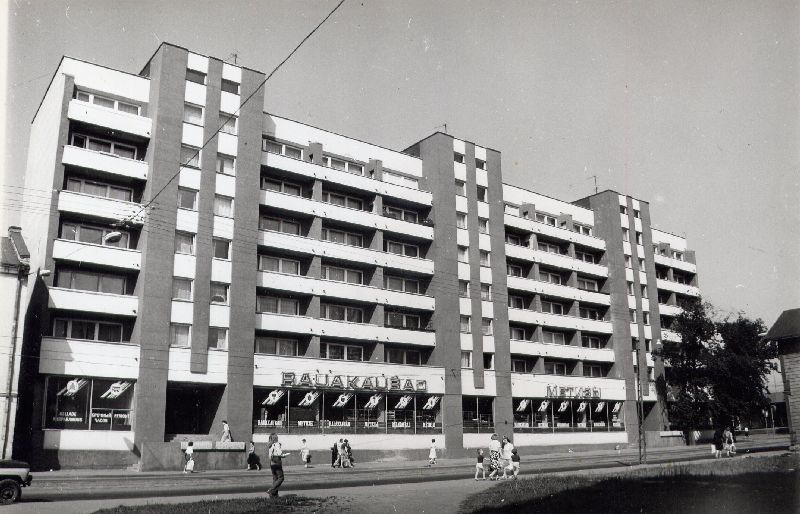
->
<box><xmin>633</xmin><ymin>338</ymin><xmax>646</xmax><ymax>464</ymax></box>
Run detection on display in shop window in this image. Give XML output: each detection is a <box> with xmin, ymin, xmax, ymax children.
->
<box><xmin>44</xmin><ymin>376</ymin><xmax>134</xmax><ymax>431</ymax></box>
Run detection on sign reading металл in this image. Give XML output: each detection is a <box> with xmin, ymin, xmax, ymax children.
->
<box><xmin>281</xmin><ymin>372</ymin><xmax>427</xmax><ymax>392</ymax></box>
<box><xmin>545</xmin><ymin>385</ymin><xmax>601</xmax><ymax>398</ymax></box>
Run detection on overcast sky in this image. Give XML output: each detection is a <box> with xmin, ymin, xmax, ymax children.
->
<box><xmin>2</xmin><ymin>0</ymin><xmax>798</xmax><ymax>324</ymax></box>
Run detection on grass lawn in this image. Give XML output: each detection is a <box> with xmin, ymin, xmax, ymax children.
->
<box><xmin>460</xmin><ymin>453</ymin><xmax>799</xmax><ymax>514</ymax></box>
<box><xmin>93</xmin><ymin>495</ymin><xmax>344</xmax><ymax>514</ymax></box>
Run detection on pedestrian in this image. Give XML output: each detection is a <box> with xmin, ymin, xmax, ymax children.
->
<box><xmin>508</xmin><ymin>448</ymin><xmax>520</xmax><ymax>479</ymax></box>
<box><xmin>331</xmin><ymin>441</ymin><xmax>338</xmax><ymax>468</ymax></box>
<box><xmin>220</xmin><ymin>420</ymin><xmax>232</xmax><ymax>442</ymax></box>
<box><xmin>334</xmin><ymin>438</ymin><xmax>346</xmax><ymax>468</ymax></box>
<box><xmin>267</xmin><ymin>433</ymin><xmax>290</xmax><ymax>498</ymax></box>
<box><xmin>723</xmin><ymin>426</ymin><xmax>736</xmax><ymax>457</ymax></box>
<box><xmin>344</xmin><ymin>439</ymin><xmax>354</xmax><ymax>467</ymax></box>
<box><xmin>183</xmin><ymin>441</ymin><xmax>195</xmax><ymax>473</ymax></box>
<box><xmin>487</xmin><ymin>433</ymin><xmax>502</xmax><ymax>480</ymax></box>
<box><xmin>500</xmin><ymin>436</ymin><xmax>515</xmax><ymax>479</ymax></box>
<box><xmin>474</xmin><ymin>448</ymin><xmax>486</xmax><ymax>480</ymax></box>
<box><xmin>712</xmin><ymin>428</ymin><xmax>724</xmax><ymax>459</ymax></box>
<box><xmin>428</xmin><ymin>438</ymin><xmax>437</xmax><ymax>466</ymax></box>
<box><xmin>300</xmin><ymin>438</ymin><xmax>311</xmax><ymax>468</ymax></box>
<box><xmin>744</xmin><ymin>426</ymin><xmax>750</xmax><ymax>439</ymax></box>
<box><xmin>247</xmin><ymin>441</ymin><xmax>262</xmax><ymax>470</ymax></box>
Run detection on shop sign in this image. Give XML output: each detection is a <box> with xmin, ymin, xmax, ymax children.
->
<box><xmin>545</xmin><ymin>385</ymin><xmax>601</xmax><ymax>399</ymax></box>
<box><xmin>281</xmin><ymin>372</ymin><xmax>427</xmax><ymax>392</ymax></box>
<box><xmin>514</xmin><ymin>422</ymin><xmax>530</xmax><ymax>428</ymax></box>
<box><xmin>256</xmin><ymin>419</ymin><xmax>284</xmax><ymax>427</ymax></box>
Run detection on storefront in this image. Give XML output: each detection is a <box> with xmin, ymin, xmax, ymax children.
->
<box><xmin>43</xmin><ymin>375</ymin><xmax>134</xmax><ymax>431</ymax></box>
<box><xmin>253</xmin><ymin>370</ymin><xmax>443</xmax><ymax>435</ymax></box>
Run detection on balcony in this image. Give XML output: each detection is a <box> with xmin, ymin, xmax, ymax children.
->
<box><xmin>504</xmin><ymin>213</ymin><xmax>606</xmax><ymax>251</ymax></box>
<box><xmin>62</xmin><ymin>145</ymin><xmax>148</xmax><ymax>181</ymax></box>
<box><xmin>257</xmin><ymin>271</ymin><xmax>435</xmax><ymax>310</ymax></box>
<box><xmin>510</xmin><ymin>373</ymin><xmax>627</xmax><ymax>400</ymax></box>
<box><xmin>52</xmin><ymin>239</ymin><xmax>141</xmax><ymax>271</ymax></box>
<box><xmin>58</xmin><ymin>191</ymin><xmax>145</xmax><ymax>225</ymax></box>
<box><xmin>506</xmin><ymin>275</ymin><xmax>610</xmax><ymax>306</ymax></box>
<box><xmin>48</xmin><ymin>287</ymin><xmax>138</xmax><ymax>317</ymax></box>
<box><xmin>508</xmin><ymin>308</ymin><xmax>613</xmax><ymax>334</ymax></box>
<box><xmin>262</xmin><ymin>152</ymin><xmax>432</xmax><ymax>206</ymax></box>
<box><xmin>654</xmin><ymin>253</ymin><xmax>697</xmax><ymax>274</ymax></box>
<box><xmin>532</xmin><ymin>250</ymin><xmax>608</xmax><ymax>278</ymax></box>
<box><xmin>67</xmin><ymin>99</ymin><xmax>151</xmax><ymax>139</ymax></box>
<box><xmin>656</xmin><ymin>279</ymin><xmax>700</xmax><ymax>297</ymax></box>
<box><xmin>658</xmin><ymin>303</ymin><xmax>682</xmax><ymax>317</ymax></box>
<box><xmin>510</xmin><ymin>339</ymin><xmax>615</xmax><ymax>363</ymax></box>
<box><xmin>661</xmin><ymin>329</ymin><xmax>681</xmax><ymax>342</ymax></box>
<box><xmin>255</xmin><ymin>313</ymin><xmax>436</xmax><ymax>347</ymax></box>
<box><xmin>260</xmin><ymin>190</ymin><xmax>433</xmax><ymax>240</ymax></box>
<box><xmin>252</xmin><ymin>354</ymin><xmax>446</xmax><ymax>394</ymax></box>
<box><xmin>39</xmin><ymin>337</ymin><xmax>140</xmax><ymax>378</ymax></box>
<box><xmin>258</xmin><ymin>230</ymin><xmax>434</xmax><ymax>275</ymax></box>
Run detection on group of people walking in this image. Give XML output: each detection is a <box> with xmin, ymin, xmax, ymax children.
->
<box><xmin>476</xmin><ymin>433</ymin><xmax>520</xmax><ymax>480</ymax></box>
<box><xmin>331</xmin><ymin>438</ymin><xmax>355</xmax><ymax>468</ymax></box>
<box><xmin>712</xmin><ymin>426</ymin><xmax>737</xmax><ymax>458</ymax></box>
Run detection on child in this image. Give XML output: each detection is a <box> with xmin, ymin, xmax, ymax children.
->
<box><xmin>246</xmin><ymin>441</ymin><xmax>261</xmax><ymax>470</ymax></box>
<box><xmin>429</xmin><ymin>438</ymin><xmax>437</xmax><ymax>466</ymax></box>
<box><xmin>474</xmin><ymin>448</ymin><xmax>486</xmax><ymax>480</ymax></box>
<box><xmin>509</xmin><ymin>448</ymin><xmax>520</xmax><ymax>479</ymax></box>
<box><xmin>183</xmin><ymin>441</ymin><xmax>195</xmax><ymax>473</ymax></box>
<box><xmin>300</xmin><ymin>438</ymin><xmax>311</xmax><ymax>468</ymax></box>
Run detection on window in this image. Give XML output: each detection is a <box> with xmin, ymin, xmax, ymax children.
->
<box><xmin>321</xmin><ymin>156</ymin><xmax>364</xmax><ymax>176</ymax></box>
<box><xmin>212</xmin><ymin>239</ymin><xmax>230</xmax><ymax>259</ymax></box>
<box><xmin>261</xmin><ymin>178</ymin><xmax>302</xmax><ymax>196</ymax></box>
<box><xmin>573</xmin><ymin>224</ymin><xmax>592</xmax><ymax>236</ymax></box>
<box><xmin>510</xmin><ymin>326</ymin><xmax>526</xmax><ymax>340</ymax></box>
<box><xmin>460</xmin><ymin>316</ymin><xmax>471</xmax><ymax>333</ymax></box>
<box><xmin>255</xmin><ymin>337</ymin><xmax>298</xmax><ymax>356</ymax></box>
<box><xmin>542</xmin><ymin>330</ymin><xmax>566</xmax><ymax>345</ymax></box>
<box><xmin>221</xmin><ymin>78</ymin><xmax>239</xmax><ymax>95</ymax></box>
<box><xmin>75</xmin><ymin>90</ymin><xmax>140</xmax><ymax>115</ymax></box>
<box><xmin>172</xmin><ymin>278</ymin><xmax>192</xmax><ymax>301</ymax></box>
<box><xmin>170</xmin><ymin>324</ymin><xmax>191</xmax><ymax>347</ymax></box>
<box><xmin>577</xmin><ymin>278</ymin><xmax>599</xmax><ymax>292</ymax></box>
<box><xmin>504</xmin><ymin>202</ymin><xmax>519</xmax><ymax>215</ymax></box>
<box><xmin>386</xmin><ymin>240</ymin><xmax>419</xmax><ymax>258</ymax></box>
<box><xmin>183</xmin><ymin>103</ymin><xmax>203</xmax><ymax>125</ymax></box>
<box><xmin>641</xmin><ymin>285</ymin><xmax>648</xmax><ymax>297</ymax></box>
<box><xmin>583</xmin><ymin>364</ymin><xmax>603</xmax><ymax>378</ymax></box>
<box><xmin>507</xmin><ymin>263</ymin><xmax>523</xmax><ymax>277</ymax></box>
<box><xmin>323</xmin><ymin>191</ymin><xmax>364</xmax><ymax>210</ymax></box>
<box><xmin>60</xmin><ymin>222</ymin><xmax>130</xmax><ymax>248</ymax></box>
<box><xmin>479</xmin><ymin>250</ymin><xmax>491</xmax><ymax>267</ymax></box>
<box><xmin>458</xmin><ymin>246</ymin><xmax>469</xmax><ymax>263</ymax></box>
<box><xmin>186</xmin><ymin>69</ymin><xmax>206</xmax><ymax>85</ymax></box>
<box><xmin>386</xmin><ymin>348</ymin><xmax>421</xmax><ymax>365</ymax></box>
<box><xmin>638</xmin><ymin>258</ymin><xmax>645</xmax><ymax>269</ymax></box>
<box><xmin>481</xmin><ymin>318</ymin><xmax>493</xmax><ymax>335</ymax></box>
<box><xmin>454</xmin><ymin>152</ymin><xmax>465</xmax><ymax>164</ymax></box>
<box><xmin>257</xmin><ymin>295</ymin><xmax>300</xmax><ymax>315</ymax></box>
<box><xmin>53</xmin><ymin>318</ymin><xmax>123</xmax><ymax>343</ymax></box>
<box><xmin>65</xmin><ymin>177</ymin><xmax>132</xmax><ymax>202</ymax></box>
<box><xmin>672</xmin><ymin>251</ymin><xmax>684</xmax><ymax>261</ymax></box>
<box><xmin>579</xmin><ymin>307</ymin><xmax>602</xmax><ymax>320</ymax></box>
<box><xmin>511</xmin><ymin>359</ymin><xmax>529</xmax><ymax>373</ymax></box>
<box><xmin>539</xmin><ymin>271</ymin><xmax>562</xmax><ymax>285</ymax></box>
<box><xmin>544</xmin><ymin>361</ymin><xmax>567</xmax><ymax>375</ymax></box>
<box><xmin>625</xmin><ymin>255</ymin><xmax>632</xmax><ymax>268</ymax></box>
<box><xmin>322</xmin><ymin>227</ymin><xmax>363</xmax><ymax>247</ymax></box>
<box><xmin>483</xmin><ymin>353</ymin><xmax>494</xmax><ymax>370</ymax></box>
<box><xmin>455</xmin><ymin>179</ymin><xmax>466</xmax><ymax>196</ymax></box>
<box><xmin>620</xmin><ymin>205</ymin><xmax>628</xmax><ymax>215</ymax></box>
<box><xmin>261</xmin><ymin>216</ymin><xmax>301</xmax><ymax>235</ymax></box>
<box><xmin>478</xmin><ymin>218</ymin><xmax>489</xmax><ymax>233</ymax></box>
<box><xmin>627</xmin><ymin>281</ymin><xmax>635</xmax><ymax>295</ymax></box>
<box><xmin>506</xmin><ymin>233</ymin><xmax>524</xmax><ymax>246</ymax></box>
<box><xmin>622</xmin><ymin>228</ymin><xmax>630</xmax><ymax>242</ymax></box>
<box><xmin>541</xmin><ymin>301</ymin><xmax>564</xmax><ymax>315</ymax></box>
<box><xmin>508</xmin><ymin>295</ymin><xmax>524</xmax><ymax>309</ymax></box>
<box><xmin>459</xmin><ymin>280</ymin><xmax>470</xmax><ymax>297</ymax></box>
<box><xmin>635</xmin><ymin>232</ymin><xmax>643</xmax><ymax>245</ymax></box>
<box><xmin>456</xmin><ymin>213</ymin><xmax>467</xmax><ymax>229</ymax></box>
<box><xmin>480</xmin><ymin>283</ymin><xmax>492</xmax><ymax>301</ymax></box>
<box><xmin>538</xmin><ymin>242</ymin><xmax>563</xmax><ymax>255</ymax></box>
<box><xmin>575</xmin><ymin>251</ymin><xmax>596</xmax><ymax>264</ymax></box>
<box><xmin>175</xmin><ymin>232</ymin><xmax>195</xmax><ymax>255</ymax></box>
<box><xmin>180</xmin><ymin>145</ymin><xmax>201</xmax><ymax>168</ymax></box>
<box><xmin>385</xmin><ymin>311</ymin><xmax>421</xmax><ymax>330</ymax></box>
<box><xmin>477</xmin><ymin>186</ymin><xmax>487</xmax><ymax>202</ymax></box>
<box><xmin>177</xmin><ymin>188</ymin><xmax>197</xmax><ymax>210</ymax></box>
<box><xmin>213</xmin><ymin>195</ymin><xmax>234</xmax><ymax>217</ymax></box>
<box><xmin>385</xmin><ymin>276</ymin><xmax>420</xmax><ymax>294</ymax></box>
<box><xmin>382</xmin><ymin>170</ymin><xmax>419</xmax><ymax>188</ymax></box>
<box><xmin>581</xmin><ymin>335</ymin><xmax>602</xmax><ymax>349</ymax></box>
<box><xmin>657</xmin><ymin>291</ymin><xmax>671</xmax><ymax>305</ymax></box>
<box><xmin>535</xmin><ymin>213</ymin><xmax>557</xmax><ymax>226</ymax></box>
<box><xmin>630</xmin><ymin>309</ymin><xmax>638</xmax><ymax>323</ymax></box>
<box><xmin>70</xmin><ymin>134</ymin><xmax>137</xmax><ymax>159</ymax></box>
<box><xmin>210</xmin><ymin>282</ymin><xmax>229</xmax><ymax>304</ymax></box>
<box><xmin>321</xmin><ymin>342</ymin><xmax>363</xmax><ymax>361</ymax></box>
<box><xmin>219</xmin><ymin>113</ymin><xmax>237</xmax><ymax>135</ymax></box>
<box><xmin>259</xmin><ymin>255</ymin><xmax>300</xmax><ymax>275</ymax></box>
<box><xmin>55</xmin><ymin>269</ymin><xmax>126</xmax><ymax>295</ymax></box>
<box><xmin>208</xmin><ymin>327</ymin><xmax>228</xmax><ymax>350</ymax></box>
<box><xmin>322</xmin><ymin>265</ymin><xmax>363</xmax><ymax>285</ymax></box>
<box><xmin>262</xmin><ymin>137</ymin><xmax>303</xmax><ymax>159</ymax></box>
<box><xmin>321</xmin><ymin>303</ymin><xmax>364</xmax><ymax>323</ymax></box>
<box><xmin>383</xmin><ymin>205</ymin><xmax>419</xmax><ymax>223</ymax></box>
<box><xmin>643</xmin><ymin>312</ymin><xmax>650</xmax><ymax>325</ymax></box>
<box><xmin>44</xmin><ymin>375</ymin><xmax>134</xmax><ymax>431</ymax></box>
<box><xmin>461</xmin><ymin>351</ymin><xmax>472</xmax><ymax>368</ymax></box>
<box><xmin>216</xmin><ymin>154</ymin><xmax>235</xmax><ymax>175</ymax></box>
<box><xmin>633</xmin><ymin>209</ymin><xmax>640</xmax><ymax>219</ymax></box>
<box><xmin>475</xmin><ymin>158</ymin><xmax>486</xmax><ymax>170</ymax></box>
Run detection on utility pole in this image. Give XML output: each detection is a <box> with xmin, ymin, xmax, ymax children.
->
<box><xmin>634</xmin><ymin>338</ymin><xmax>647</xmax><ymax>464</ymax></box>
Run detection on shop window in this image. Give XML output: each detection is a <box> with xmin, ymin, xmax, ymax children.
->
<box><xmin>44</xmin><ymin>376</ymin><xmax>133</xmax><ymax>431</ymax></box>
<box><xmin>462</xmin><ymin>396</ymin><xmax>493</xmax><ymax>433</ymax></box>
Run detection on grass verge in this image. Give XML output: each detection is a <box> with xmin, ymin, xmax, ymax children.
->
<box><xmin>93</xmin><ymin>495</ymin><xmax>344</xmax><ymax>514</ymax></box>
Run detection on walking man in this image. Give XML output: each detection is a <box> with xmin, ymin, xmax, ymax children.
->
<box><xmin>267</xmin><ymin>433</ymin><xmax>291</xmax><ymax>498</ymax></box>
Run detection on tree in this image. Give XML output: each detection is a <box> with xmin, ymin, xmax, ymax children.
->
<box><xmin>661</xmin><ymin>298</ymin><xmax>778</xmax><ymax>433</ymax></box>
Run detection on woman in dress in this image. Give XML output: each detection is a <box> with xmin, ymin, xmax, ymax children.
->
<box><xmin>487</xmin><ymin>433</ymin><xmax>502</xmax><ymax>480</ymax></box>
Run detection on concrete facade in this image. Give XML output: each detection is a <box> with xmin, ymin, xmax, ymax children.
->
<box><xmin>13</xmin><ymin>44</ymin><xmax>701</xmax><ymax>469</ymax></box>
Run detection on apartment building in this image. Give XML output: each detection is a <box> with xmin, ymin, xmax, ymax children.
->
<box><xmin>14</xmin><ymin>44</ymin><xmax>699</xmax><ymax>469</ymax></box>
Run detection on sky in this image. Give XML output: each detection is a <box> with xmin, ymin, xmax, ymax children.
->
<box><xmin>2</xmin><ymin>0</ymin><xmax>798</xmax><ymax>325</ymax></box>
